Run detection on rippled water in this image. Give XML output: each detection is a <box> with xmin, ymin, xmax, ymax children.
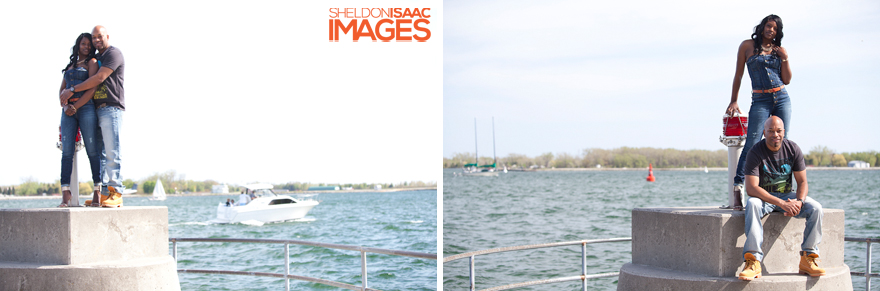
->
<box><xmin>1</xmin><ymin>190</ymin><xmax>437</xmax><ymax>291</ymax></box>
<box><xmin>442</xmin><ymin>169</ymin><xmax>880</xmax><ymax>290</ymax></box>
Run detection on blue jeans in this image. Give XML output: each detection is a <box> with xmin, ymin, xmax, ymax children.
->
<box><xmin>743</xmin><ymin>193</ymin><xmax>823</xmax><ymax>261</ymax></box>
<box><xmin>97</xmin><ymin>106</ymin><xmax>124</xmax><ymax>192</ymax></box>
<box><xmin>734</xmin><ymin>90</ymin><xmax>791</xmax><ymax>184</ymax></box>
<box><xmin>60</xmin><ymin>101</ymin><xmax>102</xmax><ymax>187</ymax></box>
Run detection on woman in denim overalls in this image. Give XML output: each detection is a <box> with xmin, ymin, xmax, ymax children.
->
<box><xmin>726</xmin><ymin>15</ymin><xmax>792</xmax><ymax>207</ymax></box>
<box><xmin>57</xmin><ymin>33</ymin><xmax>103</xmax><ymax>207</ymax></box>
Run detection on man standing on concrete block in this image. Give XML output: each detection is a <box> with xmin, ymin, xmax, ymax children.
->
<box><xmin>61</xmin><ymin>25</ymin><xmax>125</xmax><ymax>208</ymax></box>
<box><xmin>738</xmin><ymin>115</ymin><xmax>825</xmax><ymax>281</ymax></box>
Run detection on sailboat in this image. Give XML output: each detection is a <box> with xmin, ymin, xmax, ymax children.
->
<box><xmin>462</xmin><ymin>117</ymin><xmax>499</xmax><ymax>177</ymax></box>
<box><xmin>149</xmin><ymin>179</ymin><xmax>167</xmax><ymax>201</ymax></box>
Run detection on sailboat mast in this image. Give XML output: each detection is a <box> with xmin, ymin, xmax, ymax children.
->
<box><xmin>473</xmin><ymin>118</ymin><xmax>478</xmax><ymax>165</ymax></box>
<box><xmin>492</xmin><ymin>117</ymin><xmax>496</xmax><ymax>167</ymax></box>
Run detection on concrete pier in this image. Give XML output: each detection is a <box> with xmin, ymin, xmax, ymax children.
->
<box><xmin>617</xmin><ymin>207</ymin><xmax>852</xmax><ymax>290</ymax></box>
<box><xmin>0</xmin><ymin>207</ymin><xmax>180</xmax><ymax>291</ymax></box>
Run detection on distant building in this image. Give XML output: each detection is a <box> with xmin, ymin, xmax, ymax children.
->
<box><xmin>848</xmin><ymin>160</ymin><xmax>870</xmax><ymax>168</ymax></box>
<box><xmin>373</xmin><ymin>185</ymin><xmax>382</xmax><ymax>190</ymax></box>
<box><xmin>308</xmin><ymin>186</ymin><xmax>340</xmax><ymax>191</ymax></box>
<box><xmin>212</xmin><ymin>184</ymin><xmax>230</xmax><ymax>194</ymax></box>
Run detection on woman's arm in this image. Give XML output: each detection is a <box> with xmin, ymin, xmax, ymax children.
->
<box><xmin>59</xmin><ymin>78</ymin><xmax>68</xmax><ymax>107</ymax></box>
<box><xmin>777</xmin><ymin>46</ymin><xmax>791</xmax><ymax>84</ymax></box>
<box><xmin>727</xmin><ymin>40</ymin><xmax>751</xmax><ymax>115</ymax></box>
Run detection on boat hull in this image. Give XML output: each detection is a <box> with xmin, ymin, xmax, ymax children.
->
<box><xmin>214</xmin><ymin>197</ymin><xmax>318</xmax><ymax>224</ymax></box>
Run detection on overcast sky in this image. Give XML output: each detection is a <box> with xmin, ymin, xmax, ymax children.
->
<box><xmin>444</xmin><ymin>0</ymin><xmax>880</xmax><ymax>159</ymax></box>
<box><xmin>0</xmin><ymin>0</ymin><xmax>442</xmax><ymax>186</ymax></box>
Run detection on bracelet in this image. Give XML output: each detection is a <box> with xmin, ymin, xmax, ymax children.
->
<box><xmin>781</xmin><ymin>59</ymin><xmax>788</xmax><ymax>63</ymax></box>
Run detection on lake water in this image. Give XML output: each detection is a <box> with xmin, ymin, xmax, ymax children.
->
<box><xmin>442</xmin><ymin>169</ymin><xmax>880</xmax><ymax>290</ymax></box>
<box><xmin>1</xmin><ymin>190</ymin><xmax>437</xmax><ymax>291</ymax></box>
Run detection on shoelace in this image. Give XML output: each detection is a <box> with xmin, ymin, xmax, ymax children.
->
<box><xmin>807</xmin><ymin>257</ymin><xmax>821</xmax><ymax>267</ymax></box>
<box><xmin>744</xmin><ymin>259</ymin><xmax>758</xmax><ymax>271</ymax></box>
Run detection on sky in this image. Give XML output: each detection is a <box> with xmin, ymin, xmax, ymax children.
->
<box><xmin>444</xmin><ymin>0</ymin><xmax>880</xmax><ymax>160</ymax></box>
<box><xmin>0</xmin><ymin>0</ymin><xmax>442</xmax><ymax>186</ymax></box>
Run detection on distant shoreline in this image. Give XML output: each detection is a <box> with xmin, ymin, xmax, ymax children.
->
<box><xmin>0</xmin><ymin>187</ymin><xmax>437</xmax><ymax>200</ymax></box>
<box><xmin>448</xmin><ymin>167</ymin><xmax>878</xmax><ymax>172</ymax></box>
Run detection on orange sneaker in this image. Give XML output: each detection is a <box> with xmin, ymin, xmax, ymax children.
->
<box><xmin>738</xmin><ymin>253</ymin><xmax>762</xmax><ymax>281</ymax></box>
<box><xmin>101</xmin><ymin>186</ymin><xmax>123</xmax><ymax>208</ymax></box>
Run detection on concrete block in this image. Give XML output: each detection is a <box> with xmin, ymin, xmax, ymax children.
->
<box><xmin>0</xmin><ymin>207</ymin><xmax>169</xmax><ymax>265</ymax></box>
<box><xmin>631</xmin><ymin>207</ymin><xmax>844</xmax><ymax>277</ymax></box>
<box><xmin>0</xmin><ymin>256</ymin><xmax>180</xmax><ymax>291</ymax></box>
<box><xmin>0</xmin><ymin>207</ymin><xmax>179</xmax><ymax>291</ymax></box>
<box><xmin>618</xmin><ymin>262</ymin><xmax>853</xmax><ymax>291</ymax></box>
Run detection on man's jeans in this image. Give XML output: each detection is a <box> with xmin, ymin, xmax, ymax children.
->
<box><xmin>743</xmin><ymin>192</ymin><xmax>823</xmax><ymax>262</ymax></box>
<box><xmin>97</xmin><ymin>106</ymin><xmax>124</xmax><ymax>193</ymax></box>
<box><xmin>733</xmin><ymin>91</ymin><xmax>792</xmax><ymax>185</ymax></box>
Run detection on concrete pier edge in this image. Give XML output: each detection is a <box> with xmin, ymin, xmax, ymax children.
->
<box><xmin>0</xmin><ymin>207</ymin><xmax>181</xmax><ymax>291</ymax></box>
<box><xmin>617</xmin><ymin>207</ymin><xmax>852</xmax><ymax>290</ymax></box>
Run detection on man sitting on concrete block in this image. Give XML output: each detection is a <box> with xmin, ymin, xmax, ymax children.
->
<box><xmin>738</xmin><ymin>115</ymin><xmax>825</xmax><ymax>281</ymax></box>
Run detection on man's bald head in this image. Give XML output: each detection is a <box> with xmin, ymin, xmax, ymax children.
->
<box><xmin>764</xmin><ymin>115</ymin><xmax>784</xmax><ymax>131</ymax></box>
<box><xmin>91</xmin><ymin>25</ymin><xmax>110</xmax><ymax>53</ymax></box>
<box><xmin>763</xmin><ymin>116</ymin><xmax>786</xmax><ymax>151</ymax></box>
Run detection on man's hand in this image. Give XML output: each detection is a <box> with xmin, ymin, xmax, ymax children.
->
<box><xmin>782</xmin><ymin>198</ymin><xmax>802</xmax><ymax>217</ymax></box>
<box><xmin>60</xmin><ymin>88</ymin><xmax>73</xmax><ymax>105</ymax></box>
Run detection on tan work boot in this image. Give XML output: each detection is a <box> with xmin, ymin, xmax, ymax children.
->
<box><xmin>85</xmin><ymin>190</ymin><xmax>109</xmax><ymax>207</ymax></box>
<box><xmin>101</xmin><ymin>186</ymin><xmax>124</xmax><ymax>208</ymax></box>
<box><xmin>738</xmin><ymin>253</ymin><xmax>762</xmax><ymax>281</ymax></box>
<box><xmin>799</xmin><ymin>252</ymin><xmax>826</xmax><ymax>277</ymax></box>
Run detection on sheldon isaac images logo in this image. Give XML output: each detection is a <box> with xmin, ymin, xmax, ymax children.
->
<box><xmin>328</xmin><ymin>8</ymin><xmax>431</xmax><ymax>42</ymax></box>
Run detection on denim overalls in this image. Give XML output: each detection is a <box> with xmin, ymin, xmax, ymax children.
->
<box><xmin>60</xmin><ymin>66</ymin><xmax>102</xmax><ymax>187</ymax></box>
<box><xmin>734</xmin><ymin>53</ymin><xmax>792</xmax><ymax>184</ymax></box>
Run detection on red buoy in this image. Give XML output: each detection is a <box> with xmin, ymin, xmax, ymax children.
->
<box><xmin>647</xmin><ymin>163</ymin><xmax>656</xmax><ymax>182</ymax></box>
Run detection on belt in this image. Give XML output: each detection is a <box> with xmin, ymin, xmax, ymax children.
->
<box><xmin>97</xmin><ymin>103</ymin><xmax>108</xmax><ymax>109</ymax></box>
<box><xmin>753</xmin><ymin>85</ymin><xmax>784</xmax><ymax>94</ymax></box>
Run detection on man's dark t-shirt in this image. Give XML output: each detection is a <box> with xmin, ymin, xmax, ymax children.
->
<box><xmin>744</xmin><ymin>139</ymin><xmax>806</xmax><ymax>194</ymax></box>
<box><xmin>93</xmin><ymin>46</ymin><xmax>125</xmax><ymax>110</ymax></box>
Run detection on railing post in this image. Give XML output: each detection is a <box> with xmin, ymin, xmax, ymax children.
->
<box><xmin>285</xmin><ymin>243</ymin><xmax>290</xmax><ymax>291</ymax></box>
<box><xmin>361</xmin><ymin>251</ymin><xmax>368</xmax><ymax>291</ymax></box>
<box><xmin>172</xmin><ymin>240</ymin><xmax>177</xmax><ymax>262</ymax></box>
<box><xmin>469</xmin><ymin>255</ymin><xmax>475</xmax><ymax>291</ymax></box>
<box><xmin>867</xmin><ymin>239</ymin><xmax>872</xmax><ymax>291</ymax></box>
<box><xmin>582</xmin><ymin>242</ymin><xmax>587</xmax><ymax>291</ymax></box>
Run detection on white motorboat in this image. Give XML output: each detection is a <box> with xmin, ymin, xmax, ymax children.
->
<box><xmin>213</xmin><ymin>183</ymin><xmax>319</xmax><ymax>224</ymax></box>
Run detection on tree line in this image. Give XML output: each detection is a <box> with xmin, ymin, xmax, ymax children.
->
<box><xmin>443</xmin><ymin>146</ymin><xmax>880</xmax><ymax>169</ymax></box>
<box><xmin>1</xmin><ymin>170</ymin><xmax>436</xmax><ymax>196</ymax></box>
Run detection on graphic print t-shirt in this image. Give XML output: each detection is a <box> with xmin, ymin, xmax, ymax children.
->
<box><xmin>744</xmin><ymin>139</ymin><xmax>806</xmax><ymax>193</ymax></box>
<box><xmin>93</xmin><ymin>46</ymin><xmax>125</xmax><ymax>110</ymax></box>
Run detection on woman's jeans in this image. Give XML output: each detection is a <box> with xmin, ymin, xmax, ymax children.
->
<box><xmin>734</xmin><ymin>90</ymin><xmax>791</xmax><ymax>185</ymax></box>
<box><xmin>743</xmin><ymin>193</ymin><xmax>823</xmax><ymax>261</ymax></box>
<box><xmin>60</xmin><ymin>101</ymin><xmax>102</xmax><ymax>187</ymax></box>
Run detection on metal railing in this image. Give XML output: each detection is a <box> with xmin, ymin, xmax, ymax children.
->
<box><xmin>445</xmin><ymin>236</ymin><xmax>880</xmax><ymax>291</ymax></box>
<box><xmin>443</xmin><ymin>237</ymin><xmax>631</xmax><ymax>291</ymax></box>
<box><xmin>845</xmin><ymin>236</ymin><xmax>880</xmax><ymax>291</ymax></box>
<box><xmin>169</xmin><ymin>237</ymin><xmax>436</xmax><ymax>291</ymax></box>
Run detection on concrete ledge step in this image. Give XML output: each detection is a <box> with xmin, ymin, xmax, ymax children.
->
<box><xmin>618</xmin><ymin>263</ymin><xmax>853</xmax><ymax>291</ymax></box>
<box><xmin>0</xmin><ymin>256</ymin><xmax>180</xmax><ymax>291</ymax></box>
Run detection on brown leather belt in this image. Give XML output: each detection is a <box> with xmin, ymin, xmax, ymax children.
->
<box><xmin>97</xmin><ymin>103</ymin><xmax>108</xmax><ymax>109</ymax></box>
<box><xmin>753</xmin><ymin>85</ymin><xmax>784</xmax><ymax>94</ymax></box>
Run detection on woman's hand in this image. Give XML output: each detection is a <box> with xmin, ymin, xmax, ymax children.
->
<box><xmin>726</xmin><ymin>102</ymin><xmax>741</xmax><ymax>116</ymax></box>
<box><xmin>776</xmin><ymin>46</ymin><xmax>788</xmax><ymax>61</ymax></box>
<box><xmin>64</xmin><ymin>104</ymin><xmax>77</xmax><ymax>116</ymax></box>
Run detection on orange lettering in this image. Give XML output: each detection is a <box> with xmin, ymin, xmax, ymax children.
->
<box><xmin>413</xmin><ymin>19</ymin><xmax>431</xmax><ymax>42</ymax></box>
